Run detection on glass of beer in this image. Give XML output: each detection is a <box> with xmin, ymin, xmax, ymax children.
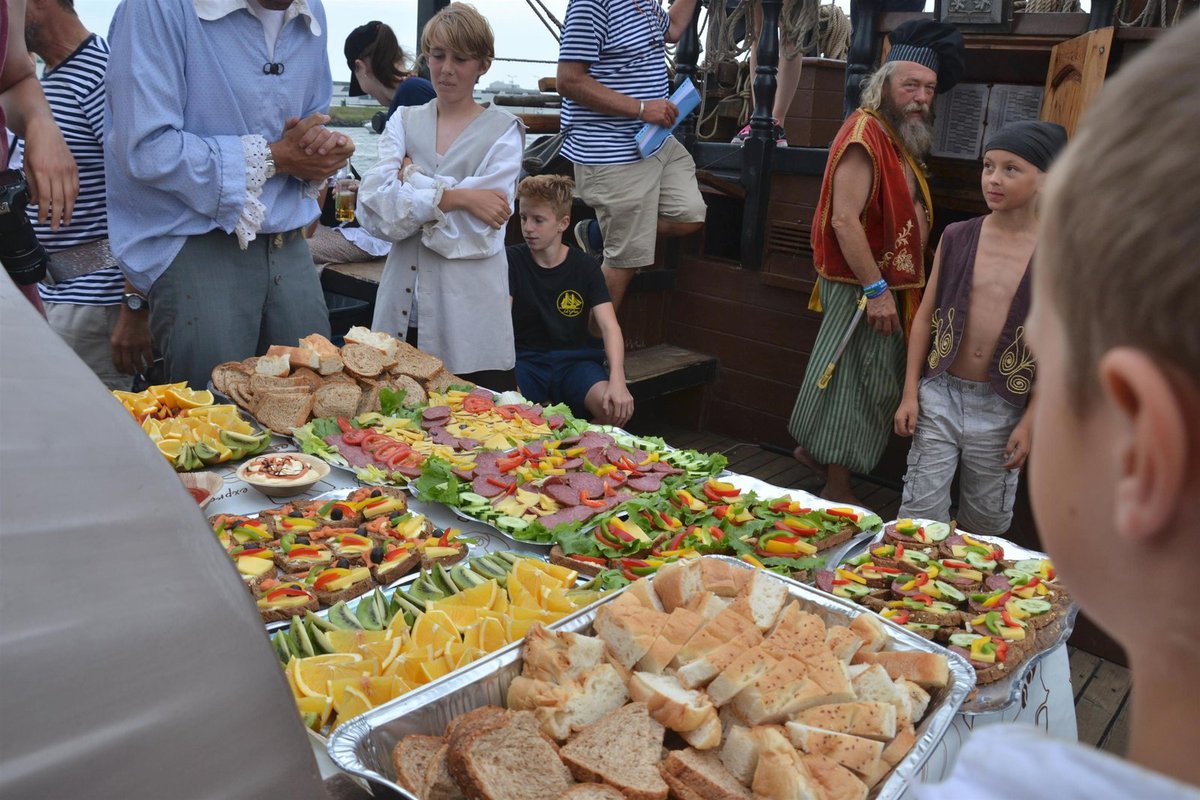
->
<box><xmin>335</xmin><ymin>177</ymin><xmax>359</xmax><ymax>223</ymax></box>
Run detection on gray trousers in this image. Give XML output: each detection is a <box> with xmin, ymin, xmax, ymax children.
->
<box><xmin>149</xmin><ymin>229</ymin><xmax>330</xmax><ymax>388</ymax></box>
<box><xmin>44</xmin><ymin>302</ymin><xmax>131</xmax><ymax>391</ymax></box>
<box><xmin>898</xmin><ymin>371</ymin><xmax>1024</xmax><ymax>535</ymax></box>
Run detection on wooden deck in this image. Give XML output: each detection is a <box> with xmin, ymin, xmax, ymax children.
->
<box><xmin>632</xmin><ymin>421</ymin><xmax>1134</xmax><ymax>756</ymax></box>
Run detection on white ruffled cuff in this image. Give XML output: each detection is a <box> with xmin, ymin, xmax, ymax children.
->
<box><xmin>304</xmin><ymin>178</ymin><xmax>323</xmax><ymax>201</ymax></box>
<box><xmin>237</xmin><ymin>135</ymin><xmax>271</xmax><ymax>249</ymax></box>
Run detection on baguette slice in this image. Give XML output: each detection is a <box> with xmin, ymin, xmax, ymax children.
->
<box><xmin>849</xmin><ymin>614</ymin><xmax>888</xmax><ymax>653</ymax></box>
<box><xmin>299</xmin><ymin>333</ymin><xmax>345</xmax><ymax>375</ymax></box>
<box><xmin>624</xmin><ymin>578</ymin><xmax>665</xmax><ymax>612</ymax></box>
<box><xmin>659</xmin><ymin>748</ymin><xmax>753</xmax><ymax>800</ymax></box>
<box><xmin>802</xmin><ymin>753</ymin><xmax>869</xmax><ymax>800</ymax></box>
<box><xmin>592</xmin><ymin>603</ymin><xmax>669</xmax><ymax>670</ymax></box>
<box><xmin>267</xmin><ymin>344</ymin><xmax>320</xmax><ymax>370</ymax></box>
<box><xmin>850</xmin><ymin>664</ymin><xmax>913</xmax><ymax>726</ymax></box>
<box><xmin>731</xmin><ymin>656</ymin><xmax>829</xmax><ymax>725</ymax></box>
<box><xmin>629</xmin><ymin>671</ymin><xmax>718</xmax><ymax>734</ymax></box>
<box><xmin>521</xmin><ymin>624</ymin><xmax>606</xmax><ymax>683</ymax></box>
<box><xmin>392</xmin><ymin>734</ymin><xmax>445</xmax><ymax>798</ymax></box>
<box><xmin>636</xmin><ymin>606</ymin><xmax>706</xmax><ymax>674</ymax></box>
<box><xmin>344</xmin><ymin>326</ymin><xmax>400</xmax><ymax>365</ymax></box>
<box><xmin>784</xmin><ymin>722</ymin><xmax>884</xmax><ymax>777</ymax></box>
<box><xmin>851</xmin><ymin>650</ymin><xmax>949</xmax><ymax>689</ymax></box>
<box><xmin>559</xmin><ymin>702</ymin><xmax>668</xmax><ymax>800</ymax></box>
<box><xmin>672</xmin><ymin>606</ymin><xmax>762</xmax><ymax>668</ymax></box>
<box><xmin>675</xmin><ymin>627</ymin><xmax>763</xmax><ymax>690</ymax></box>
<box><xmin>698</xmin><ymin>557</ymin><xmax>753</xmax><ymax>597</ymax></box>
<box><xmin>736</xmin><ymin>570</ymin><xmax>789</xmax><ymax>632</ymax></box>
<box><xmin>792</xmin><ymin>702</ymin><xmax>897</xmax><ymax>742</ymax></box>
<box><xmin>254</xmin><ymin>353</ymin><xmax>291</xmax><ymax>377</ymax></box>
<box><xmin>750</xmin><ymin>727</ymin><xmax>823</xmax><ymax>800</ymax></box>
<box><xmin>683</xmin><ymin>590</ymin><xmax>730</xmax><ymax>621</ymax></box>
<box><xmin>654</xmin><ymin>558</ymin><xmax>705</xmax><ymax>612</ymax></box>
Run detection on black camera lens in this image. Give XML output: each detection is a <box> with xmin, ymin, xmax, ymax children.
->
<box><xmin>0</xmin><ymin>170</ymin><xmax>49</xmax><ymax>286</ymax></box>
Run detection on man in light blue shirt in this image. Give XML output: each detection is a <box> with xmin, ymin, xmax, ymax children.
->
<box><xmin>105</xmin><ymin>0</ymin><xmax>353</xmax><ymax>387</ymax></box>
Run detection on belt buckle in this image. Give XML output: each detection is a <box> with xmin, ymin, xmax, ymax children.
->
<box><xmin>271</xmin><ymin>233</ymin><xmax>284</xmax><ymax>249</ymax></box>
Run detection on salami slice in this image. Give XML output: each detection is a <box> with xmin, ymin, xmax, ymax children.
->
<box><xmin>646</xmin><ymin>462</ymin><xmax>682</xmax><ymax>475</ymax></box>
<box><xmin>524</xmin><ymin>441</ymin><xmax>547</xmax><ymax>458</ymax></box>
<box><xmin>582</xmin><ymin>447</ymin><xmax>608</xmax><ymax>466</ymax></box>
<box><xmin>472</xmin><ymin>475</ymin><xmax>511</xmax><ymax>498</ymax></box>
<box><xmin>422</xmin><ymin>406</ymin><xmax>452</xmax><ymax>421</ymax></box>
<box><xmin>565</xmin><ymin>472</ymin><xmax>605</xmax><ymax>498</ymax></box>
<box><xmin>544</xmin><ymin>484</ymin><xmax>581</xmax><ymax>507</ymax></box>
<box><xmin>558</xmin><ymin>435</ymin><xmax>582</xmax><ymax>447</ymax></box>
<box><xmin>985</xmin><ymin>574</ymin><xmax>1014</xmax><ymax>592</ymax></box>
<box><xmin>578</xmin><ymin>431</ymin><xmax>615</xmax><ymax>449</ymax></box>
<box><xmin>472</xmin><ymin>451</ymin><xmax>505</xmax><ymax>476</ymax></box>
<box><xmin>428</xmin><ymin>428</ymin><xmax>458</xmax><ymax>447</ymax></box>
<box><xmin>813</xmin><ymin>570</ymin><xmax>837</xmax><ymax>595</ymax></box>
<box><xmin>538</xmin><ymin>505</ymin><xmax>595</xmax><ymax>530</ymax></box>
<box><xmin>394</xmin><ymin>462</ymin><xmax>423</xmax><ymax>478</ymax></box>
<box><xmin>558</xmin><ymin>457</ymin><xmax>583</xmax><ymax>470</ymax></box>
<box><xmin>625</xmin><ymin>474</ymin><xmax>663</xmax><ymax>493</ymax></box>
<box><xmin>468</xmin><ymin>387</ymin><xmax>494</xmax><ymax>401</ymax></box>
<box><xmin>455</xmin><ymin>437</ymin><xmax>480</xmax><ymax>450</ymax></box>
<box><xmin>324</xmin><ymin>435</ymin><xmax>375</xmax><ymax>469</ymax></box>
<box><xmin>452</xmin><ymin>467</ymin><xmax>475</xmax><ymax>481</ymax></box>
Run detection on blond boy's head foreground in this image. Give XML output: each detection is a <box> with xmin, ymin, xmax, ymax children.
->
<box><xmin>1027</xmin><ymin>14</ymin><xmax>1200</xmax><ymax>787</ymax></box>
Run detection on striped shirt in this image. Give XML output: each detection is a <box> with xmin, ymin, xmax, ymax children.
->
<box><xmin>559</xmin><ymin>0</ymin><xmax>670</xmax><ymax>165</ymax></box>
<box><xmin>17</xmin><ymin>35</ymin><xmax>122</xmax><ymax>306</ymax></box>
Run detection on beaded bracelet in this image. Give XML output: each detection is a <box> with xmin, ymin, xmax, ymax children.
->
<box><xmin>863</xmin><ymin>279</ymin><xmax>889</xmax><ymax>299</ymax></box>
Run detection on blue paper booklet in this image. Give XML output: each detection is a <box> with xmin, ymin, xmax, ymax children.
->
<box><xmin>635</xmin><ymin>79</ymin><xmax>701</xmax><ymax>158</ymax></box>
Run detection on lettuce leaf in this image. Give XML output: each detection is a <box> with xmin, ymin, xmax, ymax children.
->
<box><xmin>293</xmin><ymin>421</ymin><xmax>345</xmax><ymax>466</ymax></box>
<box><xmin>593</xmin><ymin>569</ymin><xmax>632</xmax><ymax>592</ymax></box>
<box><xmin>379</xmin><ymin>387</ymin><xmax>407</xmax><ymax>417</ymax></box>
<box><xmin>411</xmin><ymin>457</ymin><xmax>463</xmax><ymax>505</ymax></box>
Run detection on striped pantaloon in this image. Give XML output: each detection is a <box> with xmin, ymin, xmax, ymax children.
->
<box><xmin>787</xmin><ymin>277</ymin><xmax>906</xmax><ymax>474</ymax></box>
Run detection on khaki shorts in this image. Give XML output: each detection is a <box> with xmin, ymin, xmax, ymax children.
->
<box><xmin>574</xmin><ymin>136</ymin><xmax>706</xmax><ymax>269</ymax></box>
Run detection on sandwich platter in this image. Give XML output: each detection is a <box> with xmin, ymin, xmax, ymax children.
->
<box><xmin>328</xmin><ymin>556</ymin><xmax>974</xmax><ymax>800</ymax></box>
<box><xmin>832</xmin><ymin>524</ymin><xmax>1079</xmax><ymax>714</ymax></box>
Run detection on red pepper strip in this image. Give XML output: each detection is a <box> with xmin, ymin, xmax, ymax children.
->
<box><xmin>438</xmin><ymin>530</ymin><xmax>452</xmax><ymax>547</ymax></box>
<box><xmin>996</xmin><ymin>639</ymin><xmax>1009</xmax><ymax>661</ymax></box>
<box><xmin>942</xmin><ymin>559</ymin><xmax>972</xmax><ymax>569</ymax></box>
<box><xmin>619</xmin><ymin>456</ymin><xmax>637</xmax><ymax>472</ymax></box>
<box><xmin>772</xmin><ymin>534</ymin><xmax>803</xmax><ymax>544</ymax></box>
<box><xmin>708</xmin><ymin>525</ymin><xmax>725</xmax><ymax>541</ymax></box>
<box><xmin>769</xmin><ymin>501</ymin><xmax>794</xmax><ymax>513</ymax></box>
<box><xmin>668</xmin><ymin>530</ymin><xmax>690</xmax><ymax>551</ymax></box>
<box><xmin>639</xmin><ymin>511</ymin><xmax>655</xmax><ymax>527</ymax></box>
<box><xmin>580</xmin><ymin>490</ymin><xmax>606</xmax><ymax>509</ymax></box>
<box><xmin>594</xmin><ymin>529</ymin><xmax>613</xmax><ymax>548</ymax></box>
<box><xmin>913</xmin><ymin>572</ymin><xmax>930</xmax><ymax>587</ymax></box>
<box><xmin>496</xmin><ymin>455</ymin><xmax>525</xmax><ymax>473</ymax></box>
<box><xmin>831</xmin><ymin>578</ymin><xmax>849</xmax><ymax>586</ymax></box>
<box><xmin>896</xmin><ymin>543</ymin><xmax>906</xmax><ymax>559</ymax></box>
<box><xmin>621</xmin><ymin>567</ymin><xmax>638</xmax><ymax>581</ymax></box>
<box><xmin>1025</xmin><ymin>576</ymin><xmax>1041</xmax><ymax>588</ymax></box>
<box><xmin>288</xmin><ymin>547</ymin><xmax>322</xmax><ymax>559</ymax></box>
<box><xmin>912</xmin><ymin>592</ymin><xmax>934</xmax><ymax>606</ymax></box>
<box><xmin>826</xmin><ymin>508</ymin><xmax>859</xmax><ymax>519</ymax></box>
<box><xmin>1046</xmin><ymin>567</ymin><xmax>1056</xmax><ymax>580</ymax></box>
<box><xmin>707</xmin><ymin>483</ymin><xmax>741</xmax><ymax>498</ymax></box>
<box><xmin>893</xmin><ymin>610</ymin><xmax>910</xmax><ymax>625</ymax></box>
<box><xmin>621</xmin><ymin>558</ymin><xmax>650</xmax><ymax>569</ymax></box>
<box><xmin>607</xmin><ymin>470</ymin><xmax>626</xmax><ymax>483</ymax></box>
<box><xmin>336</xmin><ymin>416</ymin><xmax>353</xmax><ymax>434</ymax></box>
<box><xmin>629</xmin><ymin>470</ymin><xmax>645</xmax><ymax>479</ymax></box>
<box><xmin>608</xmin><ymin>523</ymin><xmax>636</xmax><ymax>543</ymax></box>
<box><xmin>1001</xmin><ymin>608</ymin><xmax>1018</xmax><ymax>628</ymax></box>
<box><xmin>603</xmin><ymin>481</ymin><xmax>616</xmax><ymax>498</ymax></box>
<box><xmin>984</xmin><ymin>551</ymin><xmax>1001</xmax><ymax>561</ymax></box>
<box><xmin>702</xmin><ymin>484</ymin><xmax>725</xmax><ymax>503</ymax></box>
<box><xmin>571</xmin><ymin>554</ymin><xmax>608</xmax><ymax>566</ymax></box>
<box><xmin>266</xmin><ymin>587</ymin><xmax>310</xmax><ymax>601</ymax></box>
<box><xmin>712</xmin><ymin>505</ymin><xmax>730</xmax><ymax>520</ymax></box>
<box><xmin>874</xmin><ymin>567</ymin><xmax>903</xmax><ymax>574</ymax></box>
<box><xmin>486</xmin><ymin>477</ymin><xmax>513</xmax><ymax>490</ymax></box>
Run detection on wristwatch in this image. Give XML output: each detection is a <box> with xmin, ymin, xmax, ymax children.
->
<box><xmin>264</xmin><ymin>151</ymin><xmax>278</xmax><ymax>180</ymax></box>
<box><xmin>123</xmin><ymin>292</ymin><xmax>149</xmax><ymax>312</ymax></box>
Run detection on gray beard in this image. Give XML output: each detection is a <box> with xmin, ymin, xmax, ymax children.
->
<box><xmin>881</xmin><ymin>102</ymin><xmax>935</xmax><ymax>160</ymax></box>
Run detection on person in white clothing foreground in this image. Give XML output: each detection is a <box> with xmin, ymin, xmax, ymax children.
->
<box><xmin>918</xmin><ymin>15</ymin><xmax>1200</xmax><ymax>799</ymax></box>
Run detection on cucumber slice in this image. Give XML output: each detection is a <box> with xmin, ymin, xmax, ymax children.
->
<box><xmin>1012</xmin><ymin>598</ymin><xmax>1053</xmax><ymax>614</ymax></box>
<box><xmin>949</xmin><ymin>632</ymin><xmax>985</xmax><ymax>648</ymax></box>
<box><xmin>838</xmin><ymin>582</ymin><xmax>872</xmax><ymax>598</ymax></box>
<box><xmin>933</xmin><ymin>580</ymin><xmax>966</xmax><ymax>603</ymax></box>
<box><xmin>921</xmin><ymin>521</ymin><xmax>951</xmax><ymax>542</ymax></box>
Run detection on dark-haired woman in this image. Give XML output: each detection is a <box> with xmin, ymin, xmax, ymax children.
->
<box><xmin>344</xmin><ymin>21</ymin><xmax>436</xmax><ymax>120</ymax></box>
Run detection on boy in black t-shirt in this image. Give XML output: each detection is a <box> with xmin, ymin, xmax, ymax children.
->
<box><xmin>508</xmin><ymin>176</ymin><xmax>634</xmax><ymax>425</ymax></box>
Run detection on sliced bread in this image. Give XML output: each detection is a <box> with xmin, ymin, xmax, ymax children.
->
<box><xmin>447</xmin><ymin>709</ymin><xmax>574</xmax><ymax>800</ymax></box>
<box><xmin>424</xmin><ymin>743</ymin><xmax>466</xmax><ymax>800</ymax></box>
<box><xmin>313</xmin><ymin>382</ymin><xmax>362</xmax><ymax>421</ymax></box>
<box><xmin>344</xmin><ymin>326</ymin><xmax>400</xmax><ymax>365</ymax></box>
<box><xmin>635</xmin><ymin>606</ymin><xmax>706</xmax><ymax>674</ymax></box>
<box><xmin>698</xmin><ymin>558</ymin><xmax>753</xmax><ymax>598</ymax></box>
<box><xmin>750</xmin><ymin>727</ymin><xmax>823</xmax><ymax>800</ymax></box>
<box><xmin>254</xmin><ymin>353</ymin><xmax>291</xmax><ymax>377</ymax></box>
<box><xmin>426</xmin><ymin>367</ymin><xmax>472</xmax><ymax>393</ymax></box>
<box><xmin>392</xmin><ymin>734</ymin><xmax>445</xmax><ymax>798</ymax></box>
<box><xmin>784</xmin><ymin>722</ymin><xmax>885</xmax><ymax>777</ymax></box>
<box><xmin>675</xmin><ymin>629</ymin><xmax>765</xmax><ymax>690</ymax></box>
<box><xmin>653</xmin><ymin>558</ymin><xmax>705</xmax><ymax>612</ymax></box>
<box><xmin>624</xmin><ymin>578</ymin><xmax>665</xmax><ymax>613</ymax></box>
<box><xmin>683</xmin><ymin>590</ymin><xmax>731</xmax><ymax>621</ymax></box>
<box><xmin>850</xmin><ymin>664</ymin><xmax>913</xmax><ymax>726</ymax></box>
<box><xmin>660</xmin><ymin>747</ymin><xmax>753</xmax><ymax>800</ymax></box>
<box><xmin>735</xmin><ymin>570</ymin><xmax>789</xmax><ymax>632</ymax></box>
<box><xmin>509</xmin><ymin>664</ymin><xmax>629</xmax><ymax>742</ymax></box>
<box><xmin>672</xmin><ymin>607</ymin><xmax>762</xmax><ymax>668</ymax></box>
<box><xmin>731</xmin><ymin>657</ymin><xmax>829</xmax><ymax>725</ymax></box>
<box><xmin>825</xmin><ymin>626</ymin><xmax>865</xmax><ymax>664</ymax></box>
<box><xmin>255</xmin><ymin>390</ymin><xmax>315</xmax><ymax>435</ymax></box>
<box><xmin>521</xmin><ymin>624</ymin><xmax>606</xmax><ymax>683</ymax></box>
<box><xmin>266</xmin><ymin>344</ymin><xmax>321</xmax><ymax>371</ymax></box>
<box><xmin>848</xmin><ymin>613</ymin><xmax>888</xmax><ymax>653</ymax></box>
<box><xmin>342</xmin><ymin>342</ymin><xmax>387</xmax><ymax>378</ymax></box>
<box><xmin>389</xmin><ymin>373</ymin><xmax>429</xmax><ymax>407</ymax></box>
<box><xmin>211</xmin><ymin>360</ymin><xmax>249</xmax><ymax>395</ymax></box>
<box><xmin>559</xmin><ymin>702</ymin><xmax>668</xmax><ymax>800</ymax></box>
<box><xmin>792</xmin><ymin>702</ymin><xmax>897</xmax><ymax>742</ymax></box>
<box><xmin>556</xmin><ymin>785</ymin><xmax>626</xmax><ymax>800</ymax></box>
<box><xmin>706</xmin><ymin>645</ymin><xmax>780</xmax><ymax>706</ymax></box>
<box><xmin>592</xmin><ymin>602</ymin><xmax>669</xmax><ymax>670</ymax></box>
<box><xmin>299</xmin><ymin>332</ymin><xmax>345</xmax><ymax>375</ymax></box>
<box><xmin>392</xmin><ymin>339</ymin><xmax>445</xmax><ymax>382</ymax></box>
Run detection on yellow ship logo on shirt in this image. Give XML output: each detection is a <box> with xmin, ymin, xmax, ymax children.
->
<box><xmin>557</xmin><ymin>290</ymin><xmax>584</xmax><ymax>317</ymax></box>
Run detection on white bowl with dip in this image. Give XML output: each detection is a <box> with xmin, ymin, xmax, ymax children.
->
<box><xmin>236</xmin><ymin>452</ymin><xmax>330</xmax><ymax>497</ymax></box>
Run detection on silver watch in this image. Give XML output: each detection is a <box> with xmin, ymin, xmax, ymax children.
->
<box><xmin>264</xmin><ymin>152</ymin><xmax>277</xmax><ymax>179</ymax></box>
<box><xmin>123</xmin><ymin>292</ymin><xmax>149</xmax><ymax>312</ymax></box>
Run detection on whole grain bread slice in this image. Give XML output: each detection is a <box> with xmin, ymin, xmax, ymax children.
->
<box><xmin>392</xmin><ymin>340</ymin><xmax>445</xmax><ymax>382</ymax></box>
<box><xmin>556</xmin><ymin>785</ymin><xmax>625</xmax><ymax>800</ymax></box>
<box><xmin>313</xmin><ymin>382</ymin><xmax>362</xmax><ymax>421</ymax></box>
<box><xmin>342</xmin><ymin>342</ymin><xmax>387</xmax><ymax>378</ymax></box>
<box><xmin>659</xmin><ymin>747</ymin><xmax>753</xmax><ymax>800</ymax></box>
<box><xmin>559</xmin><ymin>702</ymin><xmax>668</xmax><ymax>800</ymax></box>
<box><xmin>449</xmin><ymin>710</ymin><xmax>574</xmax><ymax>800</ymax></box>
<box><xmin>255</xmin><ymin>390</ymin><xmax>315</xmax><ymax>435</ymax></box>
<box><xmin>389</xmin><ymin>373</ymin><xmax>429</xmax><ymax>407</ymax></box>
<box><xmin>424</xmin><ymin>743</ymin><xmax>466</xmax><ymax>800</ymax></box>
<box><xmin>392</xmin><ymin>734</ymin><xmax>445</xmax><ymax>798</ymax></box>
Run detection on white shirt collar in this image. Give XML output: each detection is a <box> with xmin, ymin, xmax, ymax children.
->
<box><xmin>193</xmin><ymin>0</ymin><xmax>322</xmax><ymax>37</ymax></box>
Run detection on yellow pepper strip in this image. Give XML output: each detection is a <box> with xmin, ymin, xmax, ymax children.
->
<box><xmin>638</xmin><ymin>452</ymin><xmax>661</xmax><ymax>465</ymax></box>
<box><xmin>837</xmin><ymin>568</ymin><xmax>867</xmax><ymax>585</ymax></box>
<box><xmin>594</xmin><ymin>464</ymin><xmax>618</xmax><ymax>477</ymax></box>
<box><xmin>740</xmin><ymin>554</ymin><xmax>766</xmax><ymax>569</ymax></box>
<box><xmin>655</xmin><ymin>548</ymin><xmax>697</xmax><ymax>559</ymax></box>
<box><xmin>564</xmin><ymin>447</ymin><xmax>586</xmax><ymax>457</ymax></box>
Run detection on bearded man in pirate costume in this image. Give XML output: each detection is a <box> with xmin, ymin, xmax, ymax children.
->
<box><xmin>788</xmin><ymin>20</ymin><xmax>966</xmax><ymax>504</ymax></box>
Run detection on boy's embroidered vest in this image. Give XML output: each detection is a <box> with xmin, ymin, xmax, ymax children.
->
<box><xmin>926</xmin><ymin>216</ymin><xmax>1036</xmax><ymax>408</ymax></box>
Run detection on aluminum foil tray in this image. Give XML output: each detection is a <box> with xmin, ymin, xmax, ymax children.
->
<box><xmin>328</xmin><ymin>555</ymin><xmax>975</xmax><ymax>800</ymax></box>
<box><xmin>838</xmin><ymin>525</ymin><xmax>1079</xmax><ymax>715</ymax></box>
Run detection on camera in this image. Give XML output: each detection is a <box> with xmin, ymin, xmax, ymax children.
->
<box><xmin>0</xmin><ymin>169</ymin><xmax>50</xmax><ymax>286</ymax></box>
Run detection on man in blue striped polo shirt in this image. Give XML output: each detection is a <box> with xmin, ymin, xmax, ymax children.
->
<box><xmin>19</xmin><ymin>0</ymin><xmax>149</xmax><ymax>390</ymax></box>
<box><xmin>558</xmin><ymin>0</ymin><xmax>706</xmax><ymax>311</ymax></box>
<box><xmin>104</xmin><ymin>0</ymin><xmax>353</xmax><ymax>388</ymax></box>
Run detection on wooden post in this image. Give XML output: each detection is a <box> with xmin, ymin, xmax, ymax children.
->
<box><xmin>673</xmin><ymin>0</ymin><xmax>704</xmax><ymax>149</ymax></box>
<box><xmin>1087</xmin><ymin>0</ymin><xmax>1119</xmax><ymax>29</ymax></box>
<box><xmin>415</xmin><ymin>0</ymin><xmax>452</xmax><ymax>78</ymax></box>
<box><xmin>844</xmin><ymin>0</ymin><xmax>883</xmax><ymax>117</ymax></box>
<box><xmin>740</xmin><ymin>0</ymin><xmax>782</xmax><ymax>270</ymax></box>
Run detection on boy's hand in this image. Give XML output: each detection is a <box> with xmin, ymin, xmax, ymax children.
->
<box><xmin>446</xmin><ymin>188</ymin><xmax>511</xmax><ymax>230</ymax></box>
<box><xmin>602</xmin><ymin>382</ymin><xmax>634</xmax><ymax>427</ymax></box>
<box><xmin>894</xmin><ymin>395</ymin><xmax>919</xmax><ymax>436</ymax></box>
<box><xmin>1003</xmin><ymin>421</ymin><xmax>1033</xmax><ymax>470</ymax></box>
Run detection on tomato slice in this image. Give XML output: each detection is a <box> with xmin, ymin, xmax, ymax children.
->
<box><xmin>463</xmin><ymin>395</ymin><xmax>494</xmax><ymax>414</ymax></box>
<box><xmin>343</xmin><ymin>428</ymin><xmax>368</xmax><ymax>446</ymax></box>
<box><xmin>336</xmin><ymin>417</ymin><xmax>353</xmax><ymax>434</ymax></box>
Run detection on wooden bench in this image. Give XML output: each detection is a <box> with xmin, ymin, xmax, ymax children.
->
<box><xmin>624</xmin><ymin>344</ymin><xmax>718</xmax><ymax>404</ymax></box>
